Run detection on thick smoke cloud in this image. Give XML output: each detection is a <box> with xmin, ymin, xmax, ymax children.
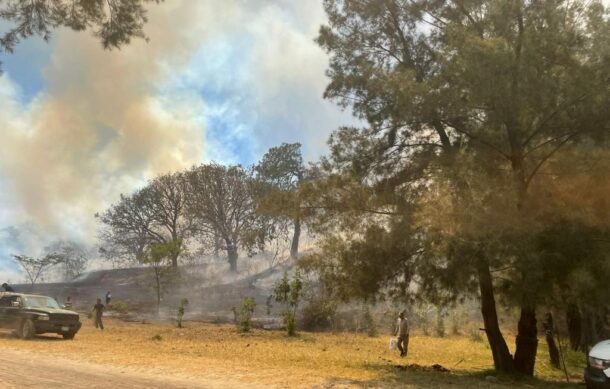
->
<box><xmin>0</xmin><ymin>1</ymin><xmax>357</xmax><ymax>281</ymax></box>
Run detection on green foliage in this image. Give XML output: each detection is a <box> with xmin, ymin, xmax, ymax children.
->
<box><xmin>107</xmin><ymin>301</ymin><xmax>129</xmax><ymax>314</ymax></box>
<box><xmin>177</xmin><ymin>298</ymin><xmax>189</xmax><ymax>328</ymax></box>
<box><xmin>141</xmin><ymin>241</ymin><xmax>180</xmax><ymax>314</ymax></box>
<box><xmin>300</xmin><ymin>298</ymin><xmax>337</xmax><ymax>332</ymax></box>
<box><xmin>274</xmin><ymin>269</ymin><xmax>304</xmax><ymax>336</ymax></box>
<box><xmin>151</xmin><ymin>334</ymin><xmax>162</xmax><ymax>341</ymax></box>
<box><xmin>237</xmin><ymin>297</ymin><xmax>256</xmax><ymax>333</ymax></box>
<box><xmin>0</xmin><ymin>0</ymin><xmax>161</xmax><ymax>66</ymax></box>
<box><xmin>311</xmin><ymin>0</ymin><xmax>610</xmax><ymax>375</ymax></box>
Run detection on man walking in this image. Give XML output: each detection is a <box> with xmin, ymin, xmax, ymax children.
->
<box><xmin>92</xmin><ymin>298</ymin><xmax>105</xmax><ymax>330</ymax></box>
<box><xmin>395</xmin><ymin>311</ymin><xmax>410</xmax><ymax>357</ymax></box>
<box><xmin>105</xmin><ymin>291</ymin><xmax>112</xmax><ymax>305</ymax></box>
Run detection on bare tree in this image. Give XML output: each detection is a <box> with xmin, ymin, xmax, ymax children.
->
<box><xmin>12</xmin><ymin>254</ymin><xmax>61</xmax><ymax>286</ymax></box>
<box><xmin>97</xmin><ymin>172</ymin><xmax>192</xmax><ymax>268</ymax></box>
<box><xmin>45</xmin><ymin>241</ymin><xmax>89</xmax><ymax>281</ymax></box>
<box><xmin>186</xmin><ymin>164</ymin><xmax>260</xmax><ymax>272</ymax></box>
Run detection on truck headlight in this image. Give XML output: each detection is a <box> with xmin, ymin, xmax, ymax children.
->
<box><xmin>589</xmin><ymin>356</ymin><xmax>610</xmax><ymax>370</ymax></box>
<box><xmin>37</xmin><ymin>314</ymin><xmax>50</xmax><ymax>321</ymax></box>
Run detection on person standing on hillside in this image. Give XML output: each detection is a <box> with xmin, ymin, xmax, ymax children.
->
<box><xmin>395</xmin><ymin>311</ymin><xmax>410</xmax><ymax>357</ymax></box>
<box><xmin>92</xmin><ymin>298</ymin><xmax>105</xmax><ymax>330</ymax></box>
<box><xmin>105</xmin><ymin>291</ymin><xmax>112</xmax><ymax>305</ymax></box>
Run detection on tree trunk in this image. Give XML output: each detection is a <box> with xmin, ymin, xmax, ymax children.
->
<box><xmin>566</xmin><ymin>303</ymin><xmax>582</xmax><ymax>351</ymax></box>
<box><xmin>170</xmin><ymin>251</ymin><xmax>179</xmax><ymax>268</ymax></box>
<box><xmin>514</xmin><ymin>307</ymin><xmax>538</xmax><ymax>376</ymax></box>
<box><xmin>543</xmin><ymin>313</ymin><xmax>560</xmax><ymax>369</ymax></box>
<box><xmin>477</xmin><ymin>260</ymin><xmax>515</xmax><ymax>373</ymax></box>
<box><xmin>290</xmin><ymin>217</ymin><xmax>301</xmax><ymax>260</ymax></box>
<box><xmin>227</xmin><ymin>246</ymin><xmax>238</xmax><ymax>272</ymax></box>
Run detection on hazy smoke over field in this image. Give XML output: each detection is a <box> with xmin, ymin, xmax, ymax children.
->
<box><xmin>0</xmin><ymin>2</ymin><xmax>216</xmax><ymax>244</ymax></box>
<box><xmin>0</xmin><ymin>1</ymin><xmax>355</xmax><ymax>279</ymax></box>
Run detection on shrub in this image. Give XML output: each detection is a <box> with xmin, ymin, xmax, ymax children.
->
<box><xmin>107</xmin><ymin>300</ymin><xmax>129</xmax><ymax>314</ymax></box>
<box><xmin>274</xmin><ymin>269</ymin><xmax>304</xmax><ymax>336</ymax></box>
<box><xmin>300</xmin><ymin>298</ymin><xmax>336</xmax><ymax>331</ymax></box>
<box><xmin>151</xmin><ymin>334</ymin><xmax>162</xmax><ymax>341</ymax></box>
<box><xmin>238</xmin><ymin>297</ymin><xmax>256</xmax><ymax>333</ymax></box>
<box><xmin>177</xmin><ymin>298</ymin><xmax>189</xmax><ymax>328</ymax></box>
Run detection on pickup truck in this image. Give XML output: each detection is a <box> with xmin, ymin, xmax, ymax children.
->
<box><xmin>0</xmin><ymin>292</ymin><xmax>82</xmax><ymax>339</ymax></box>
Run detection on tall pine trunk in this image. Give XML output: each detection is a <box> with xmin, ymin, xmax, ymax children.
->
<box><xmin>290</xmin><ymin>217</ymin><xmax>301</xmax><ymax>260</ymax></box>
<box><xmin>566</xmin><ymin>304</ymin><xmax>582</xmax><ymax>351</ymax></box>
<box><xmin>477</xmin><ymin>259</ymin><xmax>515</xmax><ymax>373</ymax></box>
<box><xmin>514</xmin><ymin>307</ymin><xmax>538</xmax><ymax>376</ymax></box>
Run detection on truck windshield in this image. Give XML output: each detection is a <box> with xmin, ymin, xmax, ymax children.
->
<box><xmin>23</xmin><ymin>296</ymin><xmax>60</xmax><ymax>309</ymax></box>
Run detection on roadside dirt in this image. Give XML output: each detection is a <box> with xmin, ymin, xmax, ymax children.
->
<box><xmin>0</xmin><ymin>348</ymin><xmax>266</xmax><ymax>389</ymax></box>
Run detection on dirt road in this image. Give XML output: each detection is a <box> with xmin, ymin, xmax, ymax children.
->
<box><xmin>0</xmin><ymin>348</ymin><xmax>264</xmax><ymax>389</ymax></box>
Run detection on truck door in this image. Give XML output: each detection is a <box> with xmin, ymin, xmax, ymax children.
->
<box><xmin>0</xmin><ymin>295</ymin><xmax>13</xmax><ymax>328</ymax></box>
<box><xmin>2</xmin><ymin>296</ymin><xmax>22</xmax><ymax>329</ymax></box>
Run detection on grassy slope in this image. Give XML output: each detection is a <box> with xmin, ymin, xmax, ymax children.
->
<box><xmin>0</xmin><ymin>318</ymin><xmax>585</xmax><ymax>388</ymax></box>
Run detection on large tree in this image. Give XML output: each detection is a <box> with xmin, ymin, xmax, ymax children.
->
<box><xmin>315</xmin><ymin>0</ymin><xmax>609</xmax><ymax>375</ymax></box>
<box><xmin>185</xmin><ymin>163</ymin><xmax>261</xmax><ymax>272</ymax></box>
<box><xmin>255</xmin><ymin>143</ymin><xmax>307</xmax><ymax>260</ymax></box>
<box><xmin>0</xmin><ymin>0</ymin><xmax>161</xmax><ymax>68</ymax></box>
<box><xmin>97</xmin><ymin>171</ymin><xmax>192</xmax><ymax>268</ymax></box>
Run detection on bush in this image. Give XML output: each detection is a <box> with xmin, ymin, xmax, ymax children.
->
<box><xmin>107</xmin><ymin>300</ymin><xmax>129</xmax><ymax>314</ymax></box>
<box><xmin>274</xmin><ymin>269</ymin><xmax>304</xmax><ymax>336</ymax></box>
<box><xmin>284</xmin><ymin>310</ymin><xmax>296</xmax><ymax>336</ymax></box>
<box><xmin>238</xmin><ymin>297</ymin><xmax>256</xmax><ymax>333</ymax></box>
<box><xmin>151</xmin><ymin>334</ymin><xmax>162</xmax><ymax>341</ymax></box>
<box><xmin>300</xmin><ymin>298</ymin><xmax>336</xmax><ymax>331</ymax></box>
<box><xmin>177</xmin><ymin>298</ymin><xmax>189</xmax><ymax>328</ymax></box>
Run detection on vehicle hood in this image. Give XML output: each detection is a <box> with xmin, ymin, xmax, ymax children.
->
<box><xmin>25</xmin><ymin>308</ymin><xmax>79</xmax><ymax>316</ymax></box>
<box><xmin>590</xmin><ymin>340</ymin><xmax>610</xmax><ymax>360</ymax></box>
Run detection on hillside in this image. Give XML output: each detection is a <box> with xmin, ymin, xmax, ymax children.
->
<box><xmin>11</xmin><ymin>260</ymin><xmax>290</xmax><ymax>321</ymax></box>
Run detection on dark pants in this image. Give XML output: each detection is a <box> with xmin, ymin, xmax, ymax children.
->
<box><xmin>95</xmin><ymin>315</ymin><xmax>104</xmax><ymax>330</ymax></box>
<box><xmin>397</xmin><ymin>335</ymin><xmax>409</xmax><ymax>356</ymax></box>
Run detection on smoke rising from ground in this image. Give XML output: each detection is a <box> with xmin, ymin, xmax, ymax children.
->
<box><xmin>0</xmin><ymin>1</ymin><xmax>357</xmax><ymax>281</ymax></box>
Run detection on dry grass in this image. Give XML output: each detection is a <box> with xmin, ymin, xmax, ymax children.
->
<box><xmin>0</xmin><ymin>318</ymin><xmax>585</xmax><ymax>388</ymax></box>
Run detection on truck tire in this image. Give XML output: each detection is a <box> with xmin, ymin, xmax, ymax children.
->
<box><xmin>19</xmin><ymin>319</ymin><xmax>35</xmax><ymax>339</ymax></box>
<box><xmin>62</xmin><ymin>332</ymin><xmax>75</xmax><ymax>340</ymax></box>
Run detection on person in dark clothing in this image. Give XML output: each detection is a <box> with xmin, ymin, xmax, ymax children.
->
<box><xmin>1</xmin><ymin>283</ymin><xmax>14</xmax><ymax>292</ymax></box>
<box><xmin>105</xmin><ymin>291</ymin><xmax>112</xmax><ymax>305</ymax></box>
<box><xmin>92</xmin><ymin>298</ymin><xmax>105</xmax><ymax>330</ymax></box>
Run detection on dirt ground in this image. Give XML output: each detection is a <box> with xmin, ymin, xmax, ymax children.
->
<box><xmin>0</xmin><ymin>317</ymin><xmax>584</xmax><ymax>388</ymax></box>
<box><xmin>0</xmin><ymin>348</ymin><xmax>264</xmax><ymax>389</ymax></box>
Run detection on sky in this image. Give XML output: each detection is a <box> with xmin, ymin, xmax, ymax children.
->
<box><xmin>0</xmin><ymin>1</ymin><xmax>357</xmax><ymax>282</ymax></box>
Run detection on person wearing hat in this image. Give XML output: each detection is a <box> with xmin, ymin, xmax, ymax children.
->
<box><xmin>395</xmin><ymin>311</ymin><xmax>410</xmax><ymax>357</ymax></box>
